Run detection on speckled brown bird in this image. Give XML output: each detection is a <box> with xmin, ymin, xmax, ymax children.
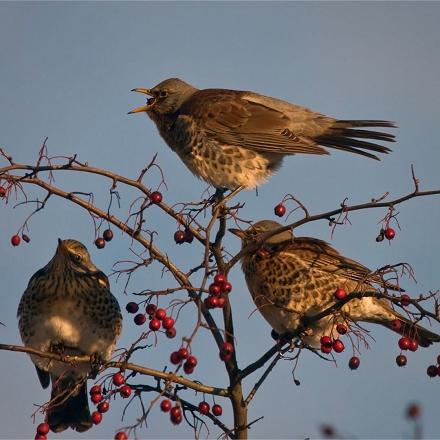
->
<box><xmin>17</xmin><ymin>239</ymin><xmax>122</xmax><ymax>433</ymax></box>
<box><xmin>129</xmin><ymin>78</ymin><xmax>395</xmax><ymax>190</ymax></box>
<box><xmin>230</xmin><ymin>220</ymin><xmax>440</xmax><ymax>347</ymax></box>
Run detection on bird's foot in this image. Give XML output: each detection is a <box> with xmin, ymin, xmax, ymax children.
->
<box><xmin>89</xmin><ymin>352</ymin><xmax>104</xmax><ymax>378</ymax></box>
<box><xmin>211</xmin><ymin>186</ymin><xmax>244</xmax><ymax>214</ymax></box>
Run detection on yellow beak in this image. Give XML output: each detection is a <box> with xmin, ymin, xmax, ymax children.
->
<box><xmin>128</xmin><ymin>88</ymin><xmax>155</xmax><ymax>114</ymax></box>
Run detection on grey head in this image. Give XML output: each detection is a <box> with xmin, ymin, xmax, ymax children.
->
<box><xmin>53</xmin><ymin>238</ymin><xmax>99</xmax><ymax>274</ymax></box>
<box><xmin>229</xmin><ymin>220</ymin><xmax>293</xmax><ymax>248</ymax></box>
<box><xmin>129</xmin><ymin>78</ymin><xmax>198</xmax><ymax>115</ymax></box>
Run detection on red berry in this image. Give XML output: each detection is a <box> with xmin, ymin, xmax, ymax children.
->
<box><xmin>183</xmin><ymin>363</ymin><xmax>194</xmax><ymax>374</ymax></box>
<box><xmin>174</xmin><ymin>230</ymin><xmax>186</xmax><ymax>244</ymax></box>
<box><xmin>126</xmin><ymin>302</ymin><xmax>139</xmax><ymax>314</ymax></box>
<box><xmin>400</xmin><ymin>294</ymin><xmax>411</xmax><ymax>307</ymax></box>
<box><xmin>90</xmin><ymin>384</ymin><xmax>102</xmax><ymax>395</ymax></box>
<box><xmin>212</xmin><ymin>404</ymin><xmax>223</xmax><ymax>416</ymax></box>
<box><xmin>149</xmin><ymin>318</ymin><xmax>161</xmax><ymax>331</ymax></box>
<box><xmin>177</xmin><ymin>347</ymin><xmax>189</xmax><ymax>360</ymax></box>
<box><xmin>35</xmin><ymin>435</ymin><xmax>47</xmax><ymax>440</ymax></box>
<box><xmin>91</xmin><ymin>393</ymin><xmax>103</xmax><ymax>404</ymax></box>
<box><xmin>205</xmin><ymin>296</ymin><xmax>219</xmax><ymax>309</ymax></box>
<box><xmin>348</xmin><ymin>356</ymin><xmax>360</xmax><ymax>370</ymax></box>
<box><xmin>220</xmin><ymin>342</ymin><xmax>234</xmax><ymax>361</ymax></box>
<box><xmin>320</xmin><ymin>335</ymin><xmax>332</xmax><ymax>347</ymax></box>
<box><xmin>209</xmin><ymin>283</ymin><xmax>221</xmax><ymax>296</ymax></box>
<box><xmin>160</xmin><ymin>399</ymin><xmax>172</xmax><ymax>412</ymax></box>
<box><xmin>11</xmin><ymin>235</ymin><xmax>21</xmax><ymax>247</ymax></box>
<box><xmin>390</xmin><ymin>319</ymin><xmax>402</xmax><ymax>331</ymax></box>
<box><xmin>120</xmin><ymin>385</ymin><xmax>132</xmax><ymax>398</ymax></box>
<box><xmin>384</xmin><ymin>227</ymin><xmax>396</xmax><ymax>240</ymax></box>
<box><xmin>114</xmin><ymin>432</ymin><xmax>128</xmax><ymax>440</ymax></box>
<box><xmin>0</xmin><ymin>187</ymin><xmax>6</xmax><ymax>198</ymax></box>
<box><xmin>166</xmin><ymin>327</ymin><xmax>177</xmax><ymax>338</ymax></box>
<box><xmin>134</xmin><ymin>314</ymin><xmax>146</xmax><ymax>325</ymax></box>
<box><xmin>155</xmin><ymin>308</ymin><xmax>167</xmax><ymax>320</ymax></box>
<box><xmin>170</xmin><ymin>406</ymin><xmax>182</xmax><ymax>424</ymax></box>
<box><xmin>36</xmin><ymin>423</ymin><xmax>50</xmax><ymax>435</ymax></box>
<box><xmin>334</xmin><ymin>287</ymin><xmax>347</xmax><ymax>300</ymax></box>
<box><xmin>103</xmin><ymin>229</ymin><xmax>113</xmax><ymax>242</ymax></box>
<box><xmin>214</xmin><ymin>273</ymin><xmax>226</xmax><ymax>285</ymax></box>
<box><xmin>150</xmin><ymin>191</ymin><xmax>163</xmax><ymax>204</ymax></box>
<box><xmin>145</xmin><ymin>303</ymin><xmax>157</xmax><ymax>316</ymax></box>
<box><xmin>95</xmin><ymin>237</ymin><xmax>105</xmax><ymax>249</ymax></box>
<box><xmin>332</xmin><ymin>339</ymin><xmax>345</xmax><ymax>353</ymax></box>
<box><xmin>198</xmin><ymin>401</ymin><xmax>210</xmax><ymax>415</ymax></box>
<box><xmin>217</xmin><ymin>296</ymin><xmax>226</xmax><ymax>308</ymax></box>
<box><xmin>184</xmin><ymin>229</ymin><xmax>194</xmax><ymax>243</ymax></box>
<box><xmin>170</xmin><ymin>351</ymin><xmax>181</xmax><ymax>365</ymax></box>
<box><xmin>321</xmin><ymin>344</ymin><xmax>332</xmax><ymax>354</ymax></box>
<box><xmin>162</xmin><ymin>316</ymin><xmax>175</xmax><ymax>330</ymax></box>
<box><xmin>113</xmin><ymin>372</ymin><xmax>125</xmax><ymax>386</ymax></box>
<box><xmin>407</xmin><ymin>404</ymin><xmax>421</xmax><ymax>419</ymax></box>
<box><xmin>427</xmin><ymin>365</ymin><xmax>438</xmax><ymax>377</ymax></box>
<box><xmin>274</xmin><ymin>203</ymin><xmax>286</xmax><ymax>217</ymax></box>
<box><xmin>185</xmin><ymin>355</ymin><xmax>198</xmax><ymax>368</ymax></box>
<box><xmin>409</xmin><ymin>339</ymin><xmax>419</xmax><ymax>352</ymax></box>
<box><xmin>98</xmin><ymin>401</ymin><xmax>110</xmax><ymax>413</ymax></box>
<box><xmin>396</xmin><ymin>354</ymin><xmax>407</xmax><ymax>367</ymax></box>
<box><xmin>336</xmin><ymin>323</ymin><xmax>347</xmax><ymax>335</ymax></box>
<box><xmin>221</xmin><ymin>281</ymin><xmax>232</xmax><ymax>293</ymax></box>
<box><xmin>92</xmin><ymin>411</ymin><xmax>102</xmax><ymax>425</ymax></box>
<box><xmin>399</xmin><ymin>337</ymin><xmax>411</xmax><ymax>350</ymax></box>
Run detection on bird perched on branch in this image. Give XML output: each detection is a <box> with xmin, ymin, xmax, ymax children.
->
<box><xmin>17</xmin><ymin>239</ymin><xmax>122</xmax><ymax>433</ymax></box>
<box><xmin>230</xmin><ymin>220</ymin><xmax>440</xmax><ymax>347</ymax></box>
<box><xmin>129</xmin><ymin>78</ymin><xmax>395</xmax><ymax>190</ymax></box>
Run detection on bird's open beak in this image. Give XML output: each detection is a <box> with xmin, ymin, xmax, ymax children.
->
<box><xmin>229</xmin><ymin>228</ymin><xmax>246</xmax><ymax>239</ymax></box>
<box><xmin>128</xmin><ymin>88</ymin><xmax>155</xmax><ymax>114</ymax></box>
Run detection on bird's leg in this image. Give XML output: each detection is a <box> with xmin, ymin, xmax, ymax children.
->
<box><xmin>211</xmin><ymin>186</ymin><xmax>244</xmax><ymax>214</ymax></box>
<box><xmin>208</xmin><ymin>187</ymin><xmax>228</xmax><ymax>205</ymax></box>
<box><xmin>89</xmin><ymin>352</ymin><xmax>105</xmax><ymax>379</ymax></box>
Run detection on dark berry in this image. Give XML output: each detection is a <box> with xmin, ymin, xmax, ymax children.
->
<box><xmin>174</xmin><ymin>230</ymin><xmax>186</xmax><ymax>244</ymax></box>
<box><xmin>332</xmin><ymin>339</ymin><xmax>345</xmax><ymax>353</ymax></box>
<box><xmin>183</xmin><ymin>363</ymin><xmax>194</xmax><ymax>374</ymax></box>
<box><xmin>321</xmin><ymin>344</ymin><xmax>332</xmax><ymax>354</ymax></box>
<box><xmin>390</xmin><ymin>319</ymin><xmax>402</xmax><ymax>331</ymax></box>
<box><xmin>134</xmin><ymin>314</ymin><xmax>146</xmax><ymax>325</ymax></box>
<box><xmin>103</xmin><ymin>229</ymin><xmax>113</xmax><ymax>242</ymax></box>
<box><xmin>336</xmin><ymin>323</ymin><xmax>347</xmax><ymax>335</ymax></box>
<box><xmin>212</xmin><ymin>404</ymin><xmax>223</xmax><ymax>416</ymax></box>
<box><xmin>409</xmin><ymin>339</ymin><xmax>419</xmax><ymax>352</ymax></box>
<box><xmin>97</xmin><ymin>401</ymin><xmax>110</xmax><ymax>413</ymax></box>
<box><xmin>94</xmin><ymin>237</ymin><xmax>105</xmax><ymax>249</ymax></box>
<box><xmin>112</xmin><ymin>372</ymin><xmax>125</xmax><ymax>386</ymax></box>
<box><xmin>166</xmin><ymin>327</ymin><xmax>177</xmax><ymax>338</ymax></box>
<box><xmin>198</xmin><ymin>401</ymin><xmax>210</xmax><ymax>415</ymax></box>
<box><xmin>125</xmin><ymin>302</ymin><xmax>139</xmax><ymax>314</ymax></box>
<box><xmin>274</xmin><ymin>203</ymin><xmax>286</xmax><ymax>217</ymax></box>
<box><xmin>170</xmin><ymin>351</ymin><xmax>181</xmax><ymax>365</ymax></box>
<box><xmin>145</xmin><ymin>303</ymin><xmax>157</xmax><ymax>316</ymax></box>
<box><xmin>220</xmin><ymin>342</ymin><xmax>234</xmax><ymax>360</ymax></box>
<box><xmin>114</xmin><ymin>432</ymin><xmax>128</xmax><ymax>440</ymax></box>
<box><xmin>320</xmin><ymin>335</ymin><xmax>332</xmax><ymax>347</ymax></box>
<box><xmin>150</xmin><ymin>191</ymin><xmax>162</xmax><ymax>204</ymax></box>
<box><xmin>427</xmin><ymin>365</ymin><xmax>438</xmax><ymax>377</ymax></box>
<box><xmin>184</xmin><ymin>229</ymin><xmax>194</xmax><ymax>243</ymax></box>
<box><xmin>160</xmin><ymin>399</ymin><xmax>172</xmax><ymax>412</ymax></box>
<box><xmin>406</xmin><ymin>403</ymin><xmax>421</xmax><ymax>419</ymax></box>
<box><xmin>396</xmin><ymin>354</ymin><xmax>407</xmax><ymax>367</ymax></box>
<box><xmin>170</xmin><ymin>406</ymin><xmax>182</xmax><ymax>424</ymax></box>
<box><xmin>398</xmin><ymin>337</ymin><xmax>411</xmax><ymax>350</ymax></box>
<box><xmin>209</xmin><ymin>283</ymin><xmax>221</xmax><ymax>296</ymax></box>
<box><xmin>185</xmin><ymin>355</ymin><xmax>198</xmax><ymax>368</ymax></box>
<box><xmin>400</xmin><ymin>294</ymin><xmax>411</xmax><ymax>307</ymax></box>
<box><xmin>349</xmin><ymin>356</ymin><xmax>360</xmax><ymax>370</ymax></box>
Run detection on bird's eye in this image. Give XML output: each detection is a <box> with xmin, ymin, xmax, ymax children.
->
<box><xmin>159</xmin><ymin>90</ymin><xmax>168</xmax><ymax>98</ymax></box>
<box><xmin>72</xmin><ymin>254</ymin><xmax>82</xmax><ymax>262</ymax></box>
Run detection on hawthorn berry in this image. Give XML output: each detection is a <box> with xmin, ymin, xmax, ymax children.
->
<box><xmin>155</xmin><ymin>308</ymin><xmax>167</xmax><ymax>320</ymax></box>
<box><xmin>321</xmin><ymin>344</ymin><xmax>332</xmax><ymax>354</ymax></box>
<box><xmin>198</xmin><ymin>401</ymin><xmax>210</xmax><ymax>415</ymax></box>
<box><xmin>36</xmin><ymin>423</ymin><xmax>50</xmax><ymax>435</ymax></box>
<box><xmin>149</xmin><ymin>318</ymin><xmax>161</xmax><ymax>331</ymax></box>
<box><xmin>145</xmin><ymin>304</ymin><xmax>157</xmax><ymax>316</ymax></box>
<box><xmin>95</xmin><ymin>237</ymin><xmax>105</xmax><ymax>249</ymax></box>
<box><xmin>184</xmin><ymin>229</ymin><xmax>194</xmax><ymax>243</ymax></box>
<box><xmin>406</xmin><ymin>403</ymin><xmax>421</xmax><ymax>419</ymax></box>
<box><xmin>183</xmin><ymin>363</ymin><xmax>195</xmax><ymax>374</ymax></box>
<box><xmin>427</xmin><ymin>365</ymin><xmax>438</xmax><ymax>377</ymax></box>
<box><xmin>384</xmin><ymin>227</ymin><xmax>396</xmax><ymax>240</ymax></box>
<box><xmin>336</xmin><ymin>323</ymin><xmax>347</xmax><ymax>335</ymax></box>
<box><xmin>35</xmin><ymin>435</ymin><xmax>47</xmax><ymax>440</ymax></box>
<box><xmin>0</xmin><ymin>187</ymin><xmax>6</xmax><ymax>198</ymax></box>
<box><xmin>320</xmin><ymin>336</ymin><xmax>332</xmax><ymax>347</ymax></box>
<box><xmin>390</xmin><ymin>319</ymin><xmax>402</xmax><ymax>331</ymax></box>
<box><xmin>92</xmin><ymin>411</ymin><xmax>103</xmax><ymax>425</ymax></box>
<box><xmin>348</xmin><ymin>356</ymin><xmax>360</xmax><ymax>370</ymax></box>
<box><xmin>114</xmin><ymin>432</ymin><xmax>128</xmax><ymax>440</ymax></box>
<box><xmin>22</xmin><ymin>234</ymin><xmax>30</xmax><ymax>243</ymax></box>
<box><xmin>166</xmin><ymin>327</ymin><xmax>177</xmax><ymax>339</ymax></box>
<box><xmin>185</xmin><ymin>355</ymin><xmax>198</xmax><ymax>368</ymax></box>
<box><xmin>214</xmin><ymin>273</ymin><xmax>226</xmax><ymax>285</ymax></box>
<box><xmin>91</xmin><ymin>393</ymin><xmax>103</xmax><ymax>404</ymax></box>
<box><xmin>98</xmin><ymin>401</ymin><xmax>110</xmax><ymax>413</ymax></box>
<box><xmin>274</xmin><ymin>203</ymin><xmax>286</xmax><ymax>217</ymax></box>
<box><xmin>160</xmin><ymin>399</ymin><xmax>172</xmax><ymax>412</ymax></box>
<box><xmin>219</xmin><ymin>342</ymin><xmax>234</xmax><ymax>361</ymax></box>
<box><xmin>174</xmin><ymin>230</ymin><xmax>186</xmax><ymax>244</ymax></box>
<box><xmin>396</xmin><ymin>354</ymin><xmax>407</xmax><ymax>367</ymax></box>
<box><xmin>209</xmin><ymin>284</ymin><xmax>221</xmax><ymax>296</ymax></box>
<box><xmin>150</xmin><ymin>191</ymin><xmax>163</xmax><ymax>204</ymax></box>
<box><xmin>90</xmin><ymin>384</ymin><xmax>102</xmax><ymax>395</ymax></box>
<box><xmin>212</xmin><ymin>404</ymin><xmax>223</xmax><ymax>416</ymax></box>
<box><xmin>103</xmin><ymin>229</ymin><xmax>113</xmax><ymax>242</ymax></box>
<box><xmin>120</xmin><ymin>385</ymin><xmax>132</xmax><ymax>398</ymax></box>
<box><xmin>170</xmin><ymin>351</ymin><xmax>181</xmax><ymax>365</ymax></box>
<box><xmin>398</xmin><ymin>337</ymin><xmax>411</xmax><ymax>350</ymax></box>
<box><xmin>170</xmin><ymin>406</ymin><xmax>182</xmax><ymax>424</ymax></box>
<box><xmin>217</xmin><ymin>296</ymin><xmax>226</xmax><ymax>308</ymax></box>
<box><xmin>162</xmin><ymin>316</ymin><xmax>175</xmax><ymax>330</ymax></box>
<box><xmin>134</xmin><ymin>314</ymin><xmax>146</xmax><ymax>325</ymax></box>
<box><xmin>11</xmin><ymin>235</ymin><xmax>21</xmax><ymax>247</ymax></box>
<box><xmin>437</xmin><ymin>355</ymin><xmax>440</xmax><ymax>365</ymax></box>
<box><xmin>221</xmin><ymin>281</ymin><xmax>232</xmax><ymax>293</ymax></box>
<box><xmin>409</xmin><ymin>339</ymin><xmax>419</xmax><ymax>352</ymax></box>
<box><xmin>113</xmin><ymin>372</ymin><xmax>125</xmax><ymax>386</ymax></box>
<box><xmin>177</xmin><ymin>347</ymin><xmax>189</xmax><ymax>360</ymax></box>
<box><xmin>400</xmin><ymin>294</ymin><xmax>411</xmax><ymax>307</ymax></box>
<box><xmin>334</xmin><ymin>288</ymin><xmax>347</xmax><ymax>300</ymax></box>
<box><xmin>126</xmin><ymin>302</ymin><xmax>139</xmax><ymax>314</ymax></box>
<box><xmin>332</xmin><ymin>339</ymin><xmax>345</xmax><ymax>353</ymax></box>
<box><xmin>204</xmin><ymin>296</ymin><xmax>219</xmax><ymax>309</ymax></box>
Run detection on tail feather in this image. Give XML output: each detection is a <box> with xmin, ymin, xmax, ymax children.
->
<box><xmin>47</xmin><ymin>376</ymin><xmax>92</xmax><ymax>433</ymax></box>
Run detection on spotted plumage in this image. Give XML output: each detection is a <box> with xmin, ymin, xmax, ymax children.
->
<box><xmin>130</xmin><ymin>78</ymin><xmax>395</xmax><ymax>189</ymax></box>
<box><xmin>17</xmin><ymin>239</ymin><xmax>122</xmax><ymax>433</ymax></box>
<box><xmin>230</xmin><ymin>220</ymin><xmax>440</xmax><ymax>347</ymax></box>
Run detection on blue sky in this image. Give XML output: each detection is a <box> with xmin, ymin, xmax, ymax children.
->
<box><xmin>1</xmin><ymin>2</ymin><xmax>440</xmax><ymax>439</ymax></box>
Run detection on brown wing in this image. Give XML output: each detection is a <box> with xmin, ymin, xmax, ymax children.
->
<box><xmin>178</xmin><ymin>89</ymin><xmax>328</xmax><ymax>155</ymax></box>
<box><xmin>280</xmin><ymin>237</ymin><xmax>402</xmax><ymax>291</ymax></box>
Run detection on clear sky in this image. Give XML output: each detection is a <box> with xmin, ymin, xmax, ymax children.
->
<box><xmin>1</xmin><ymin>2</ymin><xmax>440</xmax><ymax>439</ymax></box>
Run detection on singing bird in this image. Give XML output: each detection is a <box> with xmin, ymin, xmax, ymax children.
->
<box><xmin>129</xmin><ymin>78</ymin><xmax>395</xmax><ymax>190</ymax></box>
<box><xmin>17</xmin><ymin>239</ymin><xmax>122</xmax><ymax>432</ymax></box>
<box><xmin>230</xmin><ymin>220</ymin><xmax>440</xmax><ymax>347</ymax></box>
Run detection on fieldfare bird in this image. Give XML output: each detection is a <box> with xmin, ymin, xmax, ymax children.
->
<box><xmin>17</xmin><ymin>239</ymin><xmax>122</xmax><ymax>432</ymax></box>
<box><xmin>230</xmin><ymin>220</ymin><xmax>440</xmax><ymax>347</ymax></box>
<box><xmin>129</xmin><ymin>78</ymin><xmax>395</xmax><ymax>190</ymax></box>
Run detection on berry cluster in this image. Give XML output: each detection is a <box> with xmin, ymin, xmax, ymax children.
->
<box><xmin>34</xmin><ymin>422</ymin><xmax>49</xmax><ymax>440</ymax></box>
<box><xmin>159</xmin><ymin>400</ymin><xmax>183</xmax><ymax>424</ymax></box>
<box><xmin>204</xmin><ymin>273</ymin><xmax>231</xmax><ymax>309</ymax></box>
<box><xmin>174</xmin><ymin>228</ymin><xmax>194</xmax><ymax>244</ymax></box>
<box><xmin>169</xmin><ymin>347</ymin><xmax>198</xmax><ymax>374</ymax></box>
<box><xmin>95</xmin><ymin>228</ymin><xmax>114</xmax><ymax>249</ymax></box>
<box><xmin>395</xmin><ymin>335</ymin><xmax>419</xmax><ymax>367</ymax></box>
